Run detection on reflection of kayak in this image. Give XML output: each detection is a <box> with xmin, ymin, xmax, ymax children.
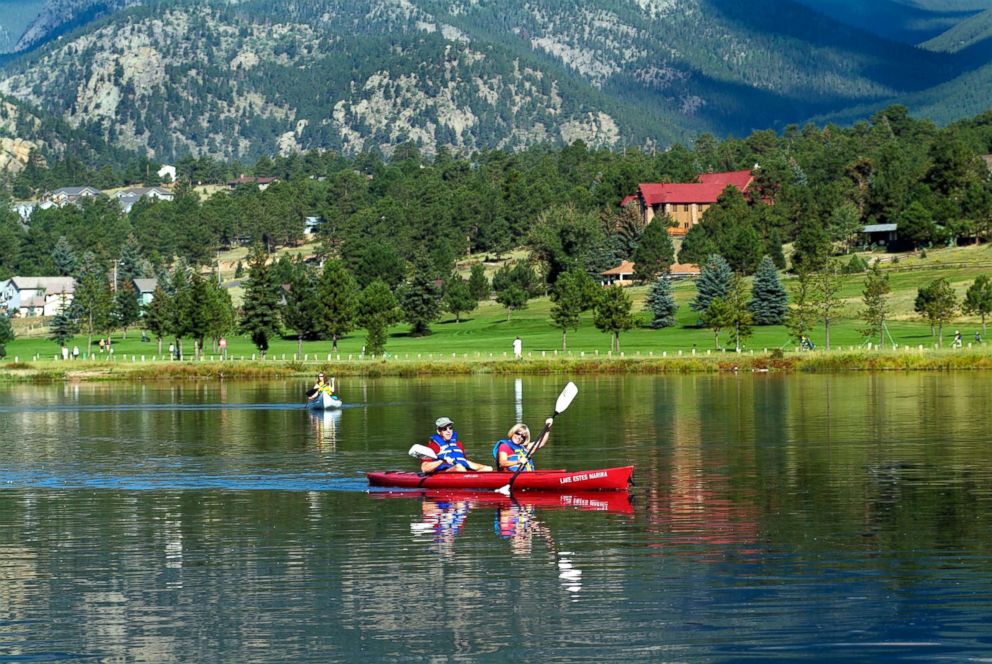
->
<box><xmin>370</xmin><ymin>488</ymin><xmax>635</xmax><ymax>514</ymax></box>
<box><xmin>307</xmin><ymin>391</ymin><xmax>342</xmax><ymax>410</ymax></box>
<box><xmin>366</xmin><ymin>466</ymin><xmax>634</xmax><ymax>491</ymax></box>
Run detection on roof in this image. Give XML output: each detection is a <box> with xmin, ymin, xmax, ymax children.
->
<box><xmin>116</xmin><ymin>187</ymin><xmax>173</xmax><ymax>198</ymax></box>
<box><xmin>133</xmin><ymin>278</ymin><xmax>158</xmax><ymax>292</ymax></box>
<box><xmin>51</xmin><ymin>186</ymin><xmax>101</xmax><ymax>197</ymax></box>
<box><xmin>228</xmin><ymin>175</ymin><xmax>279</xmax><ymax>186</ymax></box>
<box><xmin>863</xmin><ymin>224</ymin><xmax>897</xmax><ymax>233</ymax></box>
<box><xmin>620</xmin><ymin>194</ymin><xmax>637</xmax><ymax>207</ymax></box>
<box><xmin>8</xmin><ymin>276</ymin><xmax>76</xmax><ymax>293</ymax></box>
<box><xmin>670</xmin><ymin>263</ymin><xmax>700</xmax><ymax>275</ymax></box>
<box><xmin>602</xmin><ymin>260</ymin><xmax>636</xmax><ymax>276</ymax></box>
<box><xmin>633</xmin><ymin>170</ymin><xmax>753</xmax><ymax>206</ymax></box>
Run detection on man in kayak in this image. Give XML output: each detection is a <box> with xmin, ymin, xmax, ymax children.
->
<box><xmin>422</xmin><ymin>417</ymin><xmax>493</xmax><ymax>473</ymax></box>
<box><xmin>493</xmin><ymin>419</ymin><xmax>553</xmax><ymax>472</ymax></box>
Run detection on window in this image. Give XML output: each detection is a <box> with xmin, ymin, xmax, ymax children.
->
<box><xmin>683</xmin><ymin>204</ymin><xmax>689</xmax><ymax>212</ymax></box>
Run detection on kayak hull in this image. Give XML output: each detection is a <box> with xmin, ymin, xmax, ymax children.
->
<box><xmin>307</xmin><ymin>392</ymin><xmax>342</xmax><ymax>410</ymax></box>
<box><xmin>366</xmin><ymin>466</ymin><xmax>633</xmax><ymax>491</ymax></box>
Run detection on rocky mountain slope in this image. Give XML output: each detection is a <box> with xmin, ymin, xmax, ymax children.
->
<box><xmin>0</xmin><ymin>0</ymin><xmax>988</xmax><ymax>165</ymax></box>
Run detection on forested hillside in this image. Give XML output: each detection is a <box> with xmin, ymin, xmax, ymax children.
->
<box><xmin>1</xmin><ymin>0</ymin><xmax>985</xmax><ymax>163</ymax></box>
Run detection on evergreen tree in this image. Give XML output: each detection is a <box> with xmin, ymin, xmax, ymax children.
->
<box><xmin>72</xmin><ymin>267</ymin><xmax>112</xmax><ymax>355</ymax></box>
<box><xmin>117</xmin><ymin>235</ymin><xmax>148</xmax><ymax>287</ymax></box>
<box><xmin>749</xmin><ymin>255</ymin><xmax>788</xmax><ymax>325</ymax></box>
<box><xmin>48</xmin><ymin>295</ymin><xmax>79</xmax><ymax>349</ymax></box>
<box><xmin>240</xmin><ymin>245</ymin><xmax>281</xmax><ymax>356</ymax></box>
<box><xmin>495</xmin><ymin>284</ymin><xmax>528</xmax><ymax>321</ymax></box>
<box><xmin>963</xmin><ymin>275</ymin><xmax>992</xmax><ymax>335</ymax></box>
<box><xmin>593</xmin><ymin>285</ymin><xmax>635</xmax><ymax>351</ymax></box>
<box><xmin>283</xmin><ymin>260</ymin><xmax>322</xmax><ymax>359</ymax></box>
<box><xmin>113</xmin><ymin>280</ymin><xmax>141</xmax><ymax>339</ymax></box>
<box><xmin>52</xmin><ymin>236</ymin><xmax>77</xmax><ymax>277</ymax></box>
<box><xmin>861</xmin><ymin>264</ymin><xmax>892</xmax><ymax>346</ymax></box>
<box><xmin>786</xmin><ymin>268</ymin><xmax>816</xmax><ymax>346</ymax></box>
<box><xmin>234</xmin><ymin>261</ymin><xmax>244</xmax><ymax>279</ymax></box>
<box><xmin>443</xmin><ymin>276</ymin><xmax>476</xmax><ymax>323</ymax></box>
<box><xmin>550</xmin><ymin>270</ymin><xmax>585</xmax><ymax>350</ymax></box>
<box><xmin>143</xmin><ymin>287</ymin><xmax>170</xmax><ymax>354</ymax></box>
<box><xmin>724</xmin><ymin>274</ymin><xmax>754</xmax><ymax>352</ymax></box>
<box><xmin>468</xmin><ymin>263</ymin><xmax>490</xmax><ymax>301</ymax></box>
<box><xmin>811</xmin><ymin>262</ymin><xmax>844</xmax><ymax>350</ymax></box>
<box><xmin>205</xmin><ymin>281</ymin><xmax>236</xmax><ymax>353</ymax></box>
<box><xmin>645</xmin><ymin>275</ymin><xmax>678</xmax><ymax>329</ymax></box>
<box><xmin>791</xmin><ymin>219</ymin><xmax>830</xmax><ymax>272</ymax></box>
<box><xmin>357</xmin><ymin>279</ymin><xmax>401</xmax><ymax>356</ymax></box>
<box><xmin>721</xmin><ymin>222</ymin><xmax>764</xmax><ymax>275</ymax></box>
<box><xmin>690</xmin><ymin>254</ymin><xmax>733</xmax><ymax>316</ymax></box>
<box><xmin>167</xmin><ymin>263</ymin><xmax>194</xmax><ymax>359</ymax></box>
<box><xmin>318</xmin><ymin>260</ymin><xmax>359</xmax><ymax>351</ymax></box>
<box><xmin>632</xmin><ymin>219</ymin><xmax>675</xmax><ymax>282</ymax></box>
<box><xmin>0</xmin><ymin>312</ymin><xmax>13</xmax><ymax>358</ymax></box>
<box><xmin>916</xmin><ymin>278</ymin><xmax>958</xmax><ymax>345</ymax></box>
<box><xmin>678</xmin><ymin>225</ymin><xmax>717</xmax><ymax>266</ymax></box>
<box><xmin>400</xmin><ymin>262</ymin><xmax>442</xmax><ymax>335</ymax></box>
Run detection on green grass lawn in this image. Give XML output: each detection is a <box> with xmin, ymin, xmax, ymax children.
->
<box><xmin>4</xmin><ymin>245</ymin><xmax>992</xmax><ymax>363</ymax></box>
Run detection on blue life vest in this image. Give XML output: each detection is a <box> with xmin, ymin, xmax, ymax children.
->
<box><xmin>430</xmin><ymin>432</ymin><xmax>471</xmax><ymax>471</ymax></box>
<box><xmin>492</xmin><ymin>439</ymin><xmax>534</xmax><ymax>472</ymax></box>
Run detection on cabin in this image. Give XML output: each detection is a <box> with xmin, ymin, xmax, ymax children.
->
<box><xmin>132</xmin><ymin>278</ymin><xmax>158</xmax><ymax>306</ymax></box>
<box><xmin>862</xmin><ymin>223</ymin><xmax>898</xmax><ymax>247</ymax></box>
<box><xmin>0</xmin><ymin>276</ymin><xmax>75</xmax><ymax>317</ymax></box>
<box><xmin>48</xmin><ymin>186</ymin><xmax>103</xmax><ymax>207</ymax></box>
<box><xmin>601</xmin><ymin>261</ymin><xmax>636</xmax><ymax>286</ymax></box>
<box><xmin>114</xmin><ymin>187</ymin><xmax>175</xmax><ymax>214</ymax></box>
<box><xmin>228</xmin><ymin>175</ymin><xmax>279</xmax><ymax>191</ymax></box>
<box><xmin>622</xmin><ymin>170</ymin><xmax>754</xmax><ymax>236</ymax></box>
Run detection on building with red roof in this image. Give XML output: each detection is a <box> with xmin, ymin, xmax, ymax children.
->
<box><xmin>621</xmin><ymin>170</ymin><xmax>754</xmax><ymax>236</ymax></box>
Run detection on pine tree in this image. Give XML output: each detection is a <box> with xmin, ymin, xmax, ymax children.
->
<box><xmin>748</xmin><ymin>255</ymin><xmax>788</xmax><ymax>325</ymax></box>
<box><xmin>593</xmin><ymin>285</ymin><xmax>635</xmax><ymax>351</ymax></box>
<box><xmin>72</xmin><ymin>268</ymin><xmax>112</xmax><ymax>355</ymax></box>
<box><xmin>632</xmin><ymin>219</ymin><xmax>675</xmax><ymax>282</ymax></box>
<box><xmin>916</xmin><ymin>278</ymin><xmax>958</xmax><ymax>345</ymax></box>
<box><xmin>443</xmin><ymin>276</ymin><xmax>476</xmax><ymax>323</ymax></box>
<box><xmin>468</xmin><ymin>263</ymin><xmax>490</xmax><ymax>301</ymax></box>
<box><xmin>645</xmin><ymin>275</ymin><xmax>678</xmax><ymax>328</ymax></box>
<box><xmin>357</xmin><ymin>279</ymin><xmax>401</xmax><ymax>356</ymax></box>
<box><xmin>786</xmin><ymin>267</ymin><xmax>816</xmax><ymax>345</ymax></box>
<box><xmin>963</xmin><ymin>275</ymin><xmax>992</xmax><ymax>336</ymax></box>
<box><xmin>283</xmin><ymin>260</ymin><xmax>321</xmax><ymax>359</ymax></box>
<box><xmin>319</xmin><ymin>260</ymin><xmax>359</xmax><ymax>351</ymax></box>
<box><xmin>400</xmin><ymin>265</ymin><xmax>443</xmax><ymax>334</ymax></box>
<box><xmin>167</xmin><ymin>263</ymin><xmax>194</xmax><ymax>359</ymax></box>
<box><xmin>117</xmin><ymin>235</ymin><xmax>148</xmax><ymax>287</ymax></box>
<box><xmin>51</xmin><ymin>236</ymin><xmax>77</xmax><ymax>277</ymax></box>
<box><xmin>49</xmin><ymin>295</ymin><xmax>79</xmax><ymax>349</ymax></box>
<box><xmin>690</xmin><ymin>254</ymin><xmax>733</xmax><ymax>315</ymax></box>
<box><xmin>113</xmin><ymin>280</ymin><xmax>141</xmax><ymax>339</ymax></box>
<box><xmin>143</xmin><ymin>287</ymin><xmax>170</xmax><ymax>354</ymax></box>
<box><xmin>861</xmin><ymin>264</ymin><xmax>891</xmax><ymax>346</ymax></box>
<box><xmin>495</xmin><ymin>284</ymin><xmax>528</xmax><ymax>321</ymax></box>
<box><xmin>0</xmin><ymin>312</ymin><xmax>15</xmax><ymax>358</ymax></box>
<box><xmin>550</xmin><ymin>270</ymin><xmax>585</xmax><ymax>350</ymax></box>
<box><xmin>239</xmin><ymin>245</ymin><xmax>281</xmax><ymax>356</ymax></box>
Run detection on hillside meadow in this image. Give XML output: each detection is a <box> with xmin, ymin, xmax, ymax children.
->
<box><xmin>3</xmin><ymin>244</ymin><xmax>992</xmax><ymax>381</ymax></box>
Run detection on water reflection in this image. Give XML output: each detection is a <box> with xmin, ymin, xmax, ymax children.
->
<box><xmin>308</xmin><ymin>408</ymin><xmax>341</xmax><ymax>451</ymax></box>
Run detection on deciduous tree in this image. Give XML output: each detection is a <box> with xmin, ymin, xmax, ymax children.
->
<box><xmin>963</xmin><ymin>275</ymin><xmax>992</xmax><ymax>335</ymax></box>
<box><xmin>593</xmin><ymin>285</ymin><xmax>635</xmax><ymax>351</ymax></box>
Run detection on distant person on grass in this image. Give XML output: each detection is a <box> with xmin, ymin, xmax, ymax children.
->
<box><xmin>421</xmin><ymin>417</ymin><xmax>492</xmax><ymax>473</ymax></box>
<box><xmin>513</xmin><ymin>336</ymin><xmax>522</xmax><ymax>359</ymax></box>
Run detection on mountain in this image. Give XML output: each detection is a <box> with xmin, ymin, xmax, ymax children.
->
<box><xmin>791</xmin><ymin>0</ymin><xmax>990</xmax><ymax>44</ymax></box>
<box><xmin>0</xmin><ymin>0</ymin><xmax>49</xmax><ymax>52</ymax></box>
<box><xmin>0</xmin><ymin>0</ymin><xmax>988</xmax><ymax>165</ymax></box>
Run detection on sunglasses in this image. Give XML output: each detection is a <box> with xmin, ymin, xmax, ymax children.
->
<box><xmin>513</xmin><ymin>430</ymin><xmax>528</xmax><ymax>438</ymax></box>
<box><xmin>439</xmin><ymin>425</ymin><xmax>454</xmax><ymax>431</ymax></box>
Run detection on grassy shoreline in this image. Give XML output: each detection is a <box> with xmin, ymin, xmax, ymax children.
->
<box><xmin>3</xmin><ymin>349</ymin><xmax>992</xmax><ymax>382</ymax></box>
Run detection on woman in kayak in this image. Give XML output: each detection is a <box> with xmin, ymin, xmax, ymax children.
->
<box><xmin>493</xmin><ymin>419</ymin><xmax>553</xmax><ymax>472</ymax></box>
<box><xmin>308</xmin><ymin>373</ymin><xmax>335</xmax><ymax>401</ymax></box>
<box><xmin>422</xmin><ymin>417</ymin><xmax>493</xmax><ymax>473</ymax></box>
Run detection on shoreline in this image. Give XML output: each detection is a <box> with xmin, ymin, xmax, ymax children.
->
<box><xmin>2</xmin><ymin>349</ymin><xmax>992</xmax><ymax>382</ymax></box>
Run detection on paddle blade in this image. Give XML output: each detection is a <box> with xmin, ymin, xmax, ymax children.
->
<box><xmin>408</xmin><ymin>444</ymin><xmax>437</xmax><ymax>461</ymax></box>
<box><xmin>495</xmin><ymin>484</ymin><xmax>511</xmax><ymax>496</ymax></box>
<box><xmin>554</xmin><ymin>382</ymin><xmax>579</xmax><ymax>415</ymax></box>
<box><xmin>305</xmin><ymin>388</ymin><xmax>318</xmax><ymax>397</ymax></box>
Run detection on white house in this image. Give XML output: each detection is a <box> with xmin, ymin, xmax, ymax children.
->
<box><xmin>304</xmin><ymin>216</ymin><xmax>322</xmax><ymax>236</ymax></box>
<box><xmin>157</xmin><ymin>164</ymin><xmax>176</xmax><ymax>183</ymax></box>
<box><xmin>48</xmin><ymin>186</ymin><xmax>103</xmax><ymax>206</ymax></box>
<box><xmin>0</xmin><ymin>276</ymin><xmax>75</xmax><ymax>317</ymax></box>
<box><xmin>114</xmin><ymin>187</ymin><xmax>175</xmax><ymax>213</ymax></box>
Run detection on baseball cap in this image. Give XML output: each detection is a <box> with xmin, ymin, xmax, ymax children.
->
<box><xmin>435</xmin><ymin>417</ymin><xmax>454</xmax><ymax>428</ymax></box>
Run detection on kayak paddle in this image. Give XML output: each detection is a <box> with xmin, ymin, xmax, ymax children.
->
<box><xmin>496</xmin><ymin>381</ymin><xmax>578</xmax><ymax>496</ymax></box>
<box><xmin>408</xmin><ymin>444</ymin><xmax>438</xmax><ymax>461</ymax></box>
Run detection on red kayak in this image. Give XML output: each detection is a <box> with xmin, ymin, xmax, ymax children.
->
<box><xmin>366</xmin><ymin>466</ymin><xmax>634</xmax><ymax>491</ymax></box>
<box><xmin>370</xmin><ymin>488</ymin><xmax>635</xmax><ymax>514</ymax></box>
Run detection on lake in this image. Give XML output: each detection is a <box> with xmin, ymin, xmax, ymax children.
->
<box><xmin>1</xmin><ymin>374</ymin><xmax>991</xmax><ymax>661</ymax></box>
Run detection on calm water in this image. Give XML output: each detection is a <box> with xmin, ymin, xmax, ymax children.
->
<box><xmin>1</xmin><ymin>374</ymin><xmax>992</xmax><ymax>662</ymax></box>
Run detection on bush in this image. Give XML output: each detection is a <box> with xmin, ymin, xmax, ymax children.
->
<box><xmin>920</xmin><ymin>248</ymin><xmax>928</xmax><ymax>259</ymax></box>
<box><xmin>842</xmin><ymin>254</ymin><xmax>869</xmax><ymax>274</ymax></box>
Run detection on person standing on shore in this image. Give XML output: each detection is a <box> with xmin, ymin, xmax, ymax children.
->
<box><xmin>513</xmin><ymin>336</ymin><xmax>522</xmax><ymax>359</ymax></box>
